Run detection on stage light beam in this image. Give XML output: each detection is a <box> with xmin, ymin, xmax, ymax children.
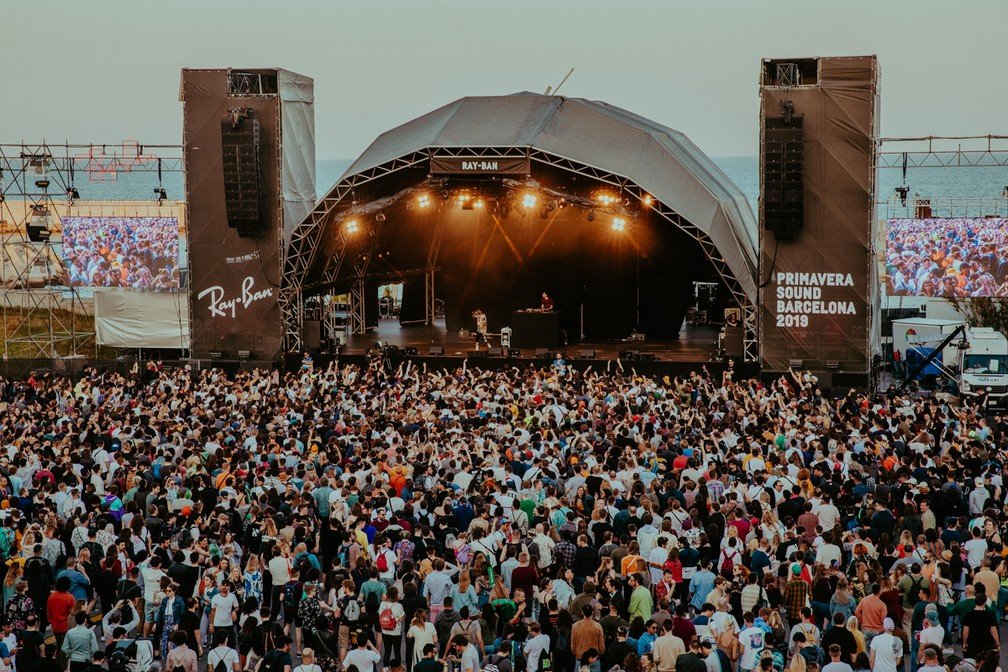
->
<box><xmin>417</xmin><ymin>193</ymin><xmax>431</xmax><ymax>209</ymax></box>
<box><xmin>612</xmin><ymin>217</ymin><xmax>626</xmax><ymax>232</ymax></box>
<box><xmin>345</xmin><ymin>219</ymin><xmax>360</xmax><ymax>233</ymax></box>
<box><xmin>522</xmin><ymin>193</ymin><xmax>537</xmax><ymax>208</ymax></box>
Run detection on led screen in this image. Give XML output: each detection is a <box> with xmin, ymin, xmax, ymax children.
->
<box><xmin>885</xmin><ymin>217</ymin><xmax>1008</xmax><ymax>297</ymax></box>
<box><xmin>61</xmin><ymin>216</ymin><xmax>180</xmax><ymax>291</ymax></box>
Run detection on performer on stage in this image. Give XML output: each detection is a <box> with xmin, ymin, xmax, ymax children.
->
<box><xmin>540</xmin><ymin>291</ymin><xmax>554</xmax><ymax>312</ymax></box>
<box><xmin>472</xmin><ymin>308</ymin><xmax>488</xmax><ymax>350</ymax></box>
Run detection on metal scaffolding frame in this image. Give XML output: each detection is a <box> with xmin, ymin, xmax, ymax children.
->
<box><xmin>877</xmin><ymin>135</ymin><xmax>1008</xmax><ymax>169</ymax></box>
<box><xmin>280</xmin><ymin>146</ymin><xmax>757</xmax><ymax>357</ymax></box>
<box><xmin>0</xmin><ymin>141</ymin><xmax>184</xmax><ymax>360</ymax></box>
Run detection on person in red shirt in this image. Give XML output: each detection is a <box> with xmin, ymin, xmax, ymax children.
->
<box><xmin>47</xmin><ymin>576</ymin><xmax>76</xmax><ymax>652</ymax></box>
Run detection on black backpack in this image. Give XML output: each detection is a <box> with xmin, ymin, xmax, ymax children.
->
<box><xmin>109</xmin><ymin>648</ymin><xmax>130</xmax><ymax>672</ymax></box>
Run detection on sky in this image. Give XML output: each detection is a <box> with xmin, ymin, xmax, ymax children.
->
<box><xmin>4</xmin><ymin>0</ymin><xmax>1007</xmax><ymax>159</ymax></box>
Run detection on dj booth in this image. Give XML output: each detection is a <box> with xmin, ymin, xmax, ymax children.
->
<box><xmin>510</xmin><ymin>310</ymin><xmax>561</xmax><ymax>349</ymax></box>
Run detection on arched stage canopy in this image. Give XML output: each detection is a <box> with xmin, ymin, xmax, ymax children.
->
<box><xmin>281</xmin><ymin>92</ymin><xmax>758</xmax><ymax>350</ymax></box>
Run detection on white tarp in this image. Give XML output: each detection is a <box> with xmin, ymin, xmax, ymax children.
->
<box><xmin>278</xmin><ymin>69</ymin><xmax>317</xmax><ymax>248</ymax></box>
<box><xmin>95</xmin><ymin>291</ymin><xmax>190</xmax><ymax>349</ymax></box>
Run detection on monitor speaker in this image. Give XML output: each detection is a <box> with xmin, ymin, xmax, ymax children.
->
<box><xmin>487</xmin><ymin>347</ymin><xmax>503</xmax><ymax>357</ymax></box>
<box><xmin>763</xmin><ymin>115</ymin><xmax>804</xmax><ymax>239</ymax></box>
<box><xmin>221</xmin><ymin>114</ymin><xmax>263</xmax><ymax>237</ymax></box>
<box><xmin>428</xmin><ymin>346</ymin><xmax>444</xmax><ymax>355</ymax></box>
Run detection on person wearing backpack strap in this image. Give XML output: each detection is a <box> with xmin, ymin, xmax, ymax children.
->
<box><xmin>208</xmin><ymin>630</ymin><xmax>241</xmax><ymax>672</ymax></box>
<box><xmin>342</xmin><ymin>632</ymin><xmax>383</xmax><ymax>672</ymax></box>
<box><xmin>378</xmin><ymin>586</ymin><xmax>406</xmax><ymax>667</ymax></box>
<box><xmin>292</xmin><ymin>648</ymin><xmax>322</xmax><ymax>672</ymax></box>
<box><xmin>260</xmin><ymin>635</ymin><xmax>293</xmax><ymax>672</ymax></box>
<box><xmin>165</xmin><ymin>630</ymin><xmax>198</xmax><ymax>672</ymax></box>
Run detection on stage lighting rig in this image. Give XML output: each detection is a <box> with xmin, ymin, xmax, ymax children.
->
<box><xmin>416</xmin><ymin>193</ymin><xmax>432</xmax><ymax>209</ymax></box>
<box><xmin>345</xmin><ymin>219</ymin><xmax>360</xmax><ymax>233</ymax></box>
<box><xmin>154</xmin><ymin>187</ymin><xmax>168</xmax><ymax>204</ymax></box>
<box><xmin>611</xmin><ymin>217</ymin><xmax>626</xmax><ymax>232</ymax></box>
<box><xmin>66</xmin><ymin>187</ymin><xmax>80</xmax><ymax>203</ymax></box>
<box><xmin>35</xmin><ymin>179</ymin><xmax>50</xmax><ymax>191</ymax></box>
<box><xmin>586</xmin><ymin>210</ymin><xmax>596</xmax><ymax>222</ymax></box>
<box><xmin>522</xmin><ymin>193</ymin><xmax>537</xmax><ymax>208</ymax></box>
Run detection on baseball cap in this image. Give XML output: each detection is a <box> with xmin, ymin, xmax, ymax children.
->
<box><xmin>883</xmin><ymin>617</ymin><xmax>895</xmax><ymax>631</ymax></box>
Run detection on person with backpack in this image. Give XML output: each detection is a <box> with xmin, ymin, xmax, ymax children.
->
<box><xmin>280</xmin><ymin>575</ymin><xmax>304</xmax><ymax>638</ymax></box>
<box><xmin>376</xmin><ymin>538</ymin><xmax>398</xmax><ymax>586</ymax></box>
<box><xmin>379</xmin><ymin>586</ymin><xmax>407</xmax><ymax>667</ymax></box>
<box><xmin>523</xmin><ymin>621</ymin><xmax>550</xmax><ymax>672</ymax></box>
<box><xmin>293</xmin><ymin>648</ymin><xmax>323</xmax><ymax>672</ymax></box>
<box><xmin>260</xmin><ymin>635</ymin><xmax>294</xmax><ymax>672</ymax></box>
<box><xmin>336</xmin><ymin>579</ymin><xmax>364</xmax><ymax>663</ymax></box>
<box><xmin>207</xmin><ymin>630</ymin><xmax>241</xmax><ymax>672</ymax></box>
<box><xmin>164</xmin><ymin>630</ymin><xmax>198</xmax><ymax>672</ymax></box>
<box><xmin>360</xmin><ymin>569</ymin><xmax>387</xmax><ymax>618</ymax></box>
<box><xmin>435</xmin><ymin>597</ymin><xmax>461</xmax><ymax>658</ymax></box>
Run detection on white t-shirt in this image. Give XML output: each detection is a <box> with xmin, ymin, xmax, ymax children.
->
<box><xmin>211</xmin><ymin>592</ymin><xmax>240</xmax><ymax>626</ymax></box>
<box><xmin>268</xmin><ymin>556</ymin><xmax>291</xmax><ymax>586</ymax></box>
<box><xmin>869</xmin><ymin>632</ymin><xmax>903</xmax><ymax>672</ymax></box>
<box><xmin>208</xmin><ymin>646</ymin><xmax>239</xmax><ymax>672</ymax></box>
<box><xmin>342</xmin><ymin>648</ymin><xmax>382</xmax><ymax>672</ymax></box>
<box><xmin>378</xmin><ymin>600</ymin><xmax>405</xmax><ymax>635</ymax></box>
<box><xmin>523</xmin><ymin>634</ymin><xmax>551</xmax><ymax>672</ymax></box>
<box><xmin>140</xmin><ymin>565</ymin><xmax>166</xmax><ymax>603</ymax></box>
<box><xmin>648</xmin><ymin>547</ymin><xmax>670</xmax><ymax>584</ymax></box>
<box><xmin>738</xmin><ymin>626</ymin><xmax>766</xmax><ymax>671</ymax></box>
<box><xmin>963</xmin><ymin>538</ymin><xmax>988</xmax><ymax>569</ymax></box>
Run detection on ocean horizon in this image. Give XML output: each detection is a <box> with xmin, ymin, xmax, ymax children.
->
<box><xmin>24</xmin><ymin>156</ymin><xmax>1008</xmax><ymax>224</ymax></box>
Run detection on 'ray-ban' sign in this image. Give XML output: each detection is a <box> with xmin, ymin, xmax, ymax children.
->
<box><xmin>430</xmin><ymin>156</ymin><xmax>530</xmax><ymax>176</ymax></box>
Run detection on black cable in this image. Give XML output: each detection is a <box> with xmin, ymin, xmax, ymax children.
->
<box><xmin>758</xmin><ymin>235</ymin><xmax>779</xmax><ymax>288</ymax></box>
<box><xmin>254</xmin><ymin>235</ymin><xmax>281</xmax><ymax>288</ymax></box>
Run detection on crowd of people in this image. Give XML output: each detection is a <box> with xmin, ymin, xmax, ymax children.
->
<box><xmin>60</xmin><ymin>217</ymin><xmax>180</xmax><ymax>291</ymax></box>
<box><xmin>0</xmin><ymin>356</ymin><xmax>1005</xmax><ymax>672</ymax></box>
<box><xmin>884</xmin><ymin>218</ymin><xmax>1008</xmax><ymax>297</ymax></box>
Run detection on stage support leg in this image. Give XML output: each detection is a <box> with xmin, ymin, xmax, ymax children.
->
<box><xmin>349</xmin><ymin>279</ymin><xmax>366</xmax><ymax>336</ymax></box>
<box><xmin>424</xmin><ymin>270</ymin><xmax>435</xmax><ymax>326</ymax></box>
<box><xmin>743</xmin><ymin>303</ymin><xmax>758</xmax><ymax>363</ymax></box>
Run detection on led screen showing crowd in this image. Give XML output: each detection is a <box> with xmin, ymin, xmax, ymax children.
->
<box><xmin>884</xmin><ymin>217</ymin><xmax>1008</xmax><ymax>297</ymax></box>
<box><xmin>61</xmin><ymin>216</ymin><xmax>181</xmax><ymax>291</ymax></box>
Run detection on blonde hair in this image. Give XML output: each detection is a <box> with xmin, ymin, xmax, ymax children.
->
<box><xmin>245</xmin><ymin>555</ymin><xmax>260</xmax><ymax>573</ymax></box>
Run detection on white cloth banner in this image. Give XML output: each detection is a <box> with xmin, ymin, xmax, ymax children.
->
<box><xmin>94</xmin><ymin>291</ymin><xmax>190</xmax><ymax>349</ymax></box>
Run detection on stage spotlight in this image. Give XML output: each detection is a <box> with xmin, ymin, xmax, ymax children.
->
<box><xmin>417</xmin><ymin>193</ymin><xmax>431</xmax><ymax>208</ymax></box>
<box><xmin>522</xmin><ymin>193</ymin><xmax>537</xmax><ymax>208</ymax></box>
<box><xmin>894</xmin><ymin>186</ymin><xmax>909</xmax><ymax>207</ymax></box>
<box><xmin>586</xmin><ymin>210</ymin><xmax>596</xmax><ymax>222</ymax></box>
<box><xmin>345</xmin><ymin>219</ymin><xmax>359</xmax><ymax>233</ymax></box>
<box><xmin>35</xmin><ymin>179</ymin><xmax>50</xmax><ymax>191</ymax></box>
<box><xmin>594</xmin><ymin>191</ymin><xmax>616</xmax><ymax>206</ymax></box>
<box><xmin>612</xmin><ymin>217</ymin><xmax>626</xmax><ymax>232</ymax></box>
<box><xmin>474</xmin><ymin>198</ymin><xmax>485</xmax><ymax>209</ymax></box>
<box><xmin>375</xmin><ymin>212</ymin><xmax>387</xmax><ymax>222</ymax></box>
<box><xmin>642</xmin><ymin>194</ymin><xmax>654</xmax><ymax>207</ymax></box>
<box><xmin>154</xmin><ymin>187</ymin><xmax>168</xmax><ymax>203</ymax></box>
<box><xmin>67</xmin><ymin>187</ymin><xmax>80</xmax><ymax>203</ymax></box>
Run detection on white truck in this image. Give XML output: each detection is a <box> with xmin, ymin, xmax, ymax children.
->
<box><xmin>892</xmin><ymin>317</ymin><xmax>1008</xmax><ymax>404</ymax></box>
<box><xmin>958</xmin><ymin>327</ymin><xmax>1008</xmax><ymax>403</ymax></box>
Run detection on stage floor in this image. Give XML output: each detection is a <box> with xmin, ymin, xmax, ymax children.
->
<box><xmin>343</xmin><ymin>318</ymin><xmax>719</xmax><ymax>362</ymax></box>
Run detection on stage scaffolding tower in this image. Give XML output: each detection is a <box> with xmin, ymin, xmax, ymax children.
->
<box><xmin>0</xmin><ymin>141</ymin><xmax>183</xmax><ymax>361</ymax></box>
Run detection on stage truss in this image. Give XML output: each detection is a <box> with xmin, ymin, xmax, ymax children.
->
<box><xmin>0</xmin><ymin>141</ymin><xmax>183</xmax><ymax>360</ymax></box>
<box><xmin>281</xmin><ymin>146</ymin><xmax>758</xmax><ymax>360</ymax></box>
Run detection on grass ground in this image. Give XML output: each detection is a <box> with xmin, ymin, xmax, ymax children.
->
<box><xmin>1</xmin><ymin>307</ymin><xmax>118</xmax><ymax>359</ymax></box>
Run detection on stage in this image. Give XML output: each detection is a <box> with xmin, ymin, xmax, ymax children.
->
<box><xmin>340</xmin><ymin>317</ymin><xmax>721</xmax><ymax>362</ymax></box>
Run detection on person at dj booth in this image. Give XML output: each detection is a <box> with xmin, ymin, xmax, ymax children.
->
<box><xmin>540</xmin><ymin>292</ymin><xmax>554</xmax><ymax>312</ymax></box>
<box><xmin>471</xmin><ymin>309</ymin><xmax>488</xmax><ymax>350</ymax></box>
